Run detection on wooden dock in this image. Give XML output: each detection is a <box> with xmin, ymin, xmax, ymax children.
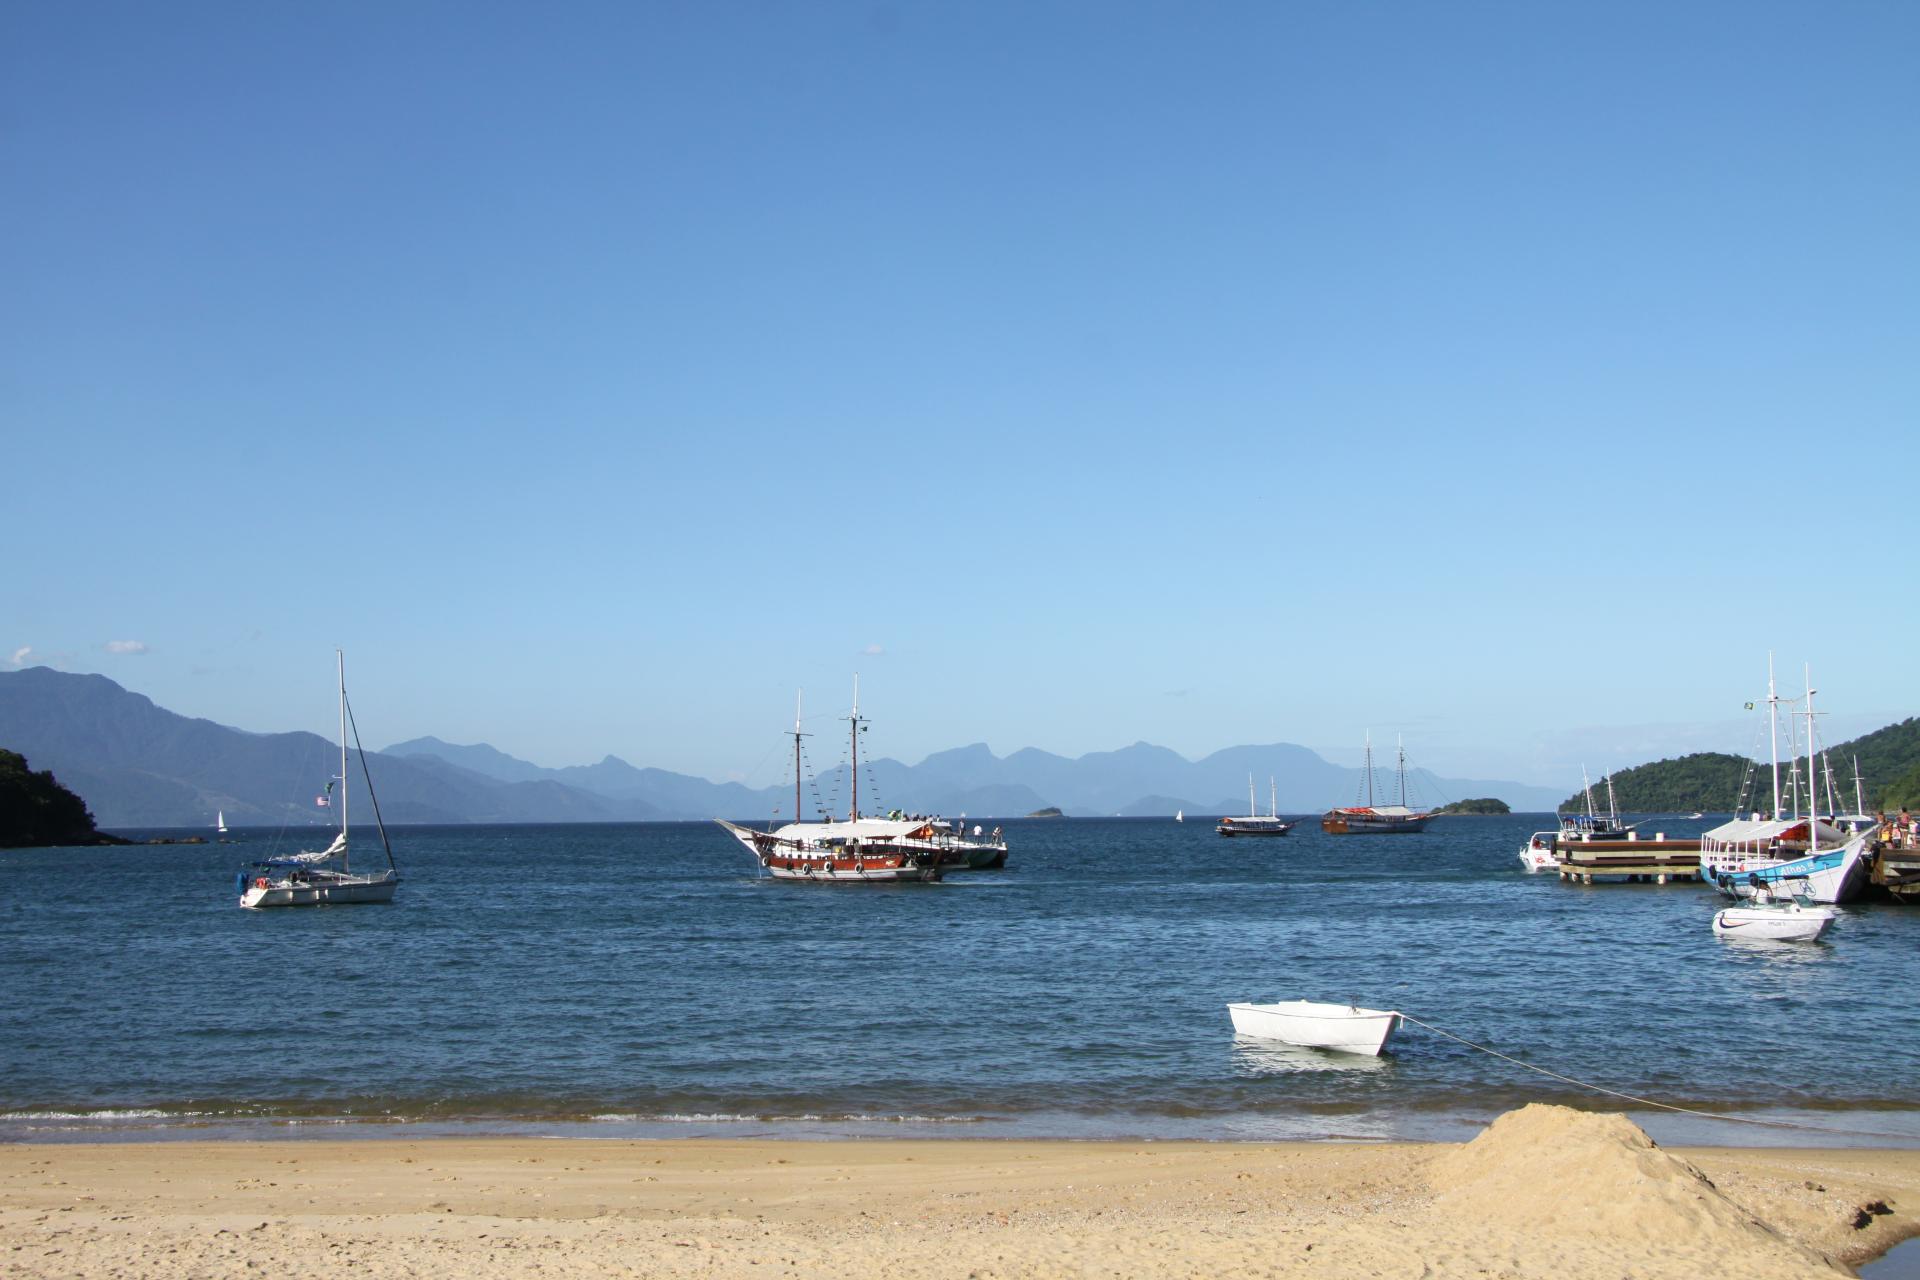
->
<box><xmin>1554</xmin><ymin>836</ymin><xmax>1703</xmax><ymax>885</ymax></box>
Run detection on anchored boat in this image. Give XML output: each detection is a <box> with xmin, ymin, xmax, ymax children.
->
<box><xmin>1712</xmin><ymin>877</ymin><xmax>1837</xmax><ymax>942</ymax></box>
<box><xmin>1217</xmin><ymin>775</ymin><xmax>1292</xmax><ymax>836</ymax></box>
<box><xmin>715</xmin><ymin>682</ymin><xmax>1007</xmax><ymax>882</ymax></box>
<box><xmin>236</xmin><ymin>651</ymin><xmax>399</xmax><ymax>908</ymax></box>
<box><xmin>1321</xmin><ymin>736</ymin><xmax>1434</xmax><ymax>834</ymax></box>
<box><xmin>1227</xmin><ymin>1000</ymin><xmax>1403</xmax><ymax>1056</ymax></box>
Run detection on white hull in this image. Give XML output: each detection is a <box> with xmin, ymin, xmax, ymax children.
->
<box><xmin>1518</xmin><ymin>832</ymin><xmax>1557</xmax><ymax>873</ymax></box>
<box><xmin>1217</xmin><ymin>818</ymin><xmax>1293</xmax><ymax>836</ymax></box>
<box><xmin>240</xmin><ymin>871</ymin><xmax>399</xmax><ymax>908</ymax></box>
<box><xmin>1701</xmin><ymin>834</ymin><xmax>1871</xmax><ymax>904</ymax></box>
<box><xmin>1226</xmin><ymin>1001</ymin><xmax>1402</xmax><ymax>1056</ymax></box>
<box><xmin>1712</xmin><ymin>903</ymin><xmax>1835</xmax><ymax>942</ymax></box>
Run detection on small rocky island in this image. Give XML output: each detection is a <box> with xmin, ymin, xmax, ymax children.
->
<box><xmin>0</xmin><ymin>749</ymin><xmax>129</xmax><ymax>848</ymax></box>
<box><xmin>1438</xmin><ymin>797</ymin><xmax>1511</xmax><ymax>815</ymax></box>
<box><xmin>1026</xmin><ymin>806</ymin><xmax>1064</xmax><ymax>819</ymax></box>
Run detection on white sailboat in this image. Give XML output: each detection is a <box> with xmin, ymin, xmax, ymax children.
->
<box><xmin>1218</xmin><ymin>774</ymin><xmax>1293</xmax><ymax>836</ymax></box>
<box><xmin>236</xmin><ymin>651</ymin><xmax>401</xmax><ymax>908</ymax></box>
<box><xmin>1174</xmin><ymin>809</ymin><xmax>1183</xmax><ymax>823</ymax></box>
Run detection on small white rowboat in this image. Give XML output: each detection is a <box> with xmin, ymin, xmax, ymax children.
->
<box><xmin>1227</xmin><ymin>1000</ymin><xmax>1404</xmax><ymax>1056</ymax></box>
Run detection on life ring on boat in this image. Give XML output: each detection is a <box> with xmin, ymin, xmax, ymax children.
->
<box><xmin>253</xmin><ymin>877</ymin><xmax>268</xmax><ymax>890</ymax></box>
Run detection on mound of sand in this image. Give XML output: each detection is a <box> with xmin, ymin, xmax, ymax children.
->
<box><xmin>1425</xmin><ymin>1103</ymin><xmax>1842</xmax><ymax>1274</ymax></box>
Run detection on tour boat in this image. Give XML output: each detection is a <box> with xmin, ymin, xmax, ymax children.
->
<box><xmin>1217</xmin><ymin>775</ymin><xmax>1292</xmax><ymax>836</ymax></box>
<box><xmin>715</xmin><ymin>683</ymin><xmax>1007</xmax><ymax>883</ymax></box>
<box><xmin>1712</xmin><ymin>878</ymin><xmax>1837</xmax><ymax>942</ymax></box>
<box><xmin>1321</xmin><ymin>736</ymin><xmax>1434</xmax><ymax>834</ymax></box>
<box><xmin>1699</xmin><ymin>662</ymin><xmax>1870</xmax><ymax>905</ymax></box>
<box><xmin>236</xmin><ymin>652</ymin><xmax>400</xmax><ymax>908</ymax></box>
<box><xmin>1226</xmin><ymin>1001</ymin><xmax>1403</xmax><ymax>1056</ymax></box>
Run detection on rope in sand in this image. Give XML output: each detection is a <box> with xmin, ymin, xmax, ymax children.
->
<box><xmin>1398</xmin><ymin>1014</ymin><xmax>1897</xmax><ymax>1141</ymax></box>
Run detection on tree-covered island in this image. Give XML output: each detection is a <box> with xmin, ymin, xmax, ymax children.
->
<box><xmin>0</xmin><ymin>749</ymin><xmax>128</xmax><ymax>848</ymax></box>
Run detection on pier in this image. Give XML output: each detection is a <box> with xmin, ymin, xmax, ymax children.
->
<box><xmin>1552</xmin><ymin>832</ymin><xmax>1703</xmax><ymax>885</ymax></box>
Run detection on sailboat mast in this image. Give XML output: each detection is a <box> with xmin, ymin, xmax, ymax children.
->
<box><xmin>1605</xmin><ymin>774</ymin><xmax>1618</xmax><ymax>824</ymax></box>
<box><xmin>849</xmin><ymin>675</ymin><xmax>861</xmax><ymax>821</ymax></box>
<box><xmin>1364</xmin><ymin>734</ymin><xmax>1374</xmax><ymax>807</ymax></box>
<box><xmin>1270</xmin><ymin>777</ymin><xmax>1277</xmax><ymax>819</ymax></box>
<box><xmin>1582</xmin><ymin>765</ymin><xmax>1596</xmax><ymax>821</ymax></box>
<box><xmin>793</xmin><ymin>689</ymin><xmax>804</xmax><ymax>824</ymax></box>
<box><xmin>1854</xmin><ymin>755</ymin><xmax>1867</xmax><ymax>817</ymax></box>
<box><xmin>336</xmin><ymin>648</ymin><xmax>349</xmax><ymax>871</ymax></box>
<box><xmin>1804</xmin><ymin>666</ymin><xmax>1818</xmax><ymax>853</ymax></box>
<box><xmin>1396</xmin><ymin>736</ymin><xmax>1407</xmax><ymax>808</ymax></box>
<box><xmin>1767</xmin><ymin>653</ymin><xmax>1782</xmax><ymax>819</ymax></box>
<box><xmin>1248</xmin><ymin>772</ymin><xmax>1254</xmax><ymax>818</ymax></box>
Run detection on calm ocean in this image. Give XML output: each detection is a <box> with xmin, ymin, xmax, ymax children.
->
<box><xmin>5</xmin><ymin>815</ymin><xmax>1918</xmax><ymax>1145</ymax></box>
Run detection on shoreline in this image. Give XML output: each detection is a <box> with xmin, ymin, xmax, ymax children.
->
<box><xmin>7</xmin><ymin>1106</ymin><xmax>1919</xmax><ymax>1277</ymax></box>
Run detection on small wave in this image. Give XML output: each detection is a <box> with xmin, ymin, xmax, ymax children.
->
<box><xmin>0</xmin><ymin>1109</ymin><xmax>197</xmax><ymax>1121</ymax></box>
<box><xmin>586</xmin><ymin>1112</ymin><xmax>985</xmax><ymax>1126</ymax></box>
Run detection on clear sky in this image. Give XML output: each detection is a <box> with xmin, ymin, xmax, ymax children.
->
<box><xmin>6</xmin><ymin>2</ymin><xmax>1916</xmax><ymax>791</ymax></box>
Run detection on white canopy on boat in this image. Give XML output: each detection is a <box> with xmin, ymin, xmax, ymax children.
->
<box><xmin>1335</xmin><ymin>805</ymin><xmax>1427</xmax><ymax>817</ymax></box>
<box><xmin>769</xmin><ymin>817</ymin><xmax>934</xmax><ymax>843</ymax></box>
<box><xmin>1701</xmin><ymin>816</ymin><xmax>1846</xmax><ymax>851</ymax></box>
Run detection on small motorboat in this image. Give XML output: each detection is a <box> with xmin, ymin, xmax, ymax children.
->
<box><xmin>1226</xmin><ymin>1000</ymin><xmax>1403</xmax><ymax>1056</ymax></box>
<box><xmin>1518</xmin><ymin>831</ymin><xmax>1557</xmax><ymax>873</ymax></box>
<box><xmin>1712</xmin><ymin>877</ymin><xmax>1836</xmax><ymax>943</ymax></box>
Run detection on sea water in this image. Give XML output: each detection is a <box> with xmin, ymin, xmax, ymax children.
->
<box><xmin>4</xmin><ymin>815</ymin><xmax>1918</xmax><ymax>1145</ymax></box>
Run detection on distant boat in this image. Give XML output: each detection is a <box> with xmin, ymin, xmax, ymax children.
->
<box><xmin>236</xmin><ymin>651</ymin><xmax>400</xmax><ymax>908</ymax></box>
<box><xmin>1684</xmin><ymin>811</ymin><xmax>1705</xmax><ymax>821</ymax></box>
<box><xmin>216</xmin><ymin>810</ymin><xmax>227</xmax><ymax>835</ymax></box>
<box><xmin>1218</xmin><ymin>775</ymin><xmax>1292</xmax><ymax>836</ymax></box>
<box><xmin>715</xmin><ymin>681</ymin><xmax>1006</xmax><ymax>881</ymax></box>
<box><xmin>1174</xmin><ymin>809</ymin><xmax>1183</xmax><ymax>823</ymax></box>
<box><xmin>1321</xmin><ymin>736</ymin><xmax>1434</xmax><ymax>834</ymax></box>
<box><xmin>1227</xmin><ymin>1000</ymin><xmax>1403</xmax><ymax>1056</ymax></box>
<box><xmin>1559</xmin><ymin>767</ymin><xmax>1639</xmax><ymax>840</ymax></box>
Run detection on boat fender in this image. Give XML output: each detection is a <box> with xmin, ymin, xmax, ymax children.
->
<box><xmin>234</xmin><ymin>872</ymin><xmax>248</xmax><ymax>895</ymax></box>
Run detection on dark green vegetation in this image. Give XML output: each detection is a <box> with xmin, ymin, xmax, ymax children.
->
<box><xmin>1557</xmin><ymin>717</ymin><xmax>1920</xmax><ymax>814</ymax></box>
<box><xmin>1438</xmin><ymin>797</ymin><xmax>1510</xmax><ymax>815</ymax></box>
<box><xmin>1027</xmin><ymin>806</ymin><xmax>1065</xmax><ymax>818</ymax></box>
<box><xmin>0</xmin><ymin>749</ymin><xmax>123</xmax><ymax>847</ymax></box>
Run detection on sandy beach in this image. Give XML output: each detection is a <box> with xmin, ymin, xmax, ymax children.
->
<box><xmin>3</xmin><ymin>1106</ymin><xmax>1917</xmax><ymax>1278</ymax></box>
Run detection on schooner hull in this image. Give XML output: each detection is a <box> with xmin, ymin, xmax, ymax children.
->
<box><xmin>1320</xmin><ymin>813</ymin><xmax>1432</xmax><ymax>835</ymax></box>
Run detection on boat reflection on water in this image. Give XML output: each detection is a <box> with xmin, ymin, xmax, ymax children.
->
<box><xmin>1229</xmin><ymin>1038</ymin><xmax>1395</xmax><ymax>1077</ymax></box>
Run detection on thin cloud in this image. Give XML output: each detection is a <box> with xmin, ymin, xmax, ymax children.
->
<box><xmin>104</xmin><ymin>640</ymin><xmax>149</xmax><ymax>655</ymax></box>
<box><xmin>8</xmin><ymin>646</ymin><xmax>31</xmax><ymax>667</ymax></box>
<box><xmin>862</xmin><ymin>643</ymin><xmax>885</xmax><ymax>656</ymax></box>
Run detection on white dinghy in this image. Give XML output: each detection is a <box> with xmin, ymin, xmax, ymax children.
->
<box><xmin>1226</xmin><ymin>1000</ymin><xmax>1403</xmax><ymax>1056</ymax></box>
<box><xmin>1712</xmin><ymin>877</ymin><xmax>1836</xmax><ymax>943</ymax></box>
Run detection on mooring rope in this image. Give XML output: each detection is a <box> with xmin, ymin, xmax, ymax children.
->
<box><xmin>1398</xmin><ymin>1013</ymin><xmax>1897</xmax><ymax>1140</ymax></box>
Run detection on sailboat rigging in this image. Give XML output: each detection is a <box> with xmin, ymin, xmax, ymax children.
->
<box><xmin>235</xmin><ymin>651</ymin><xmax>400</xmax><ymax>908</ymax></box>
<box><xmin>1217</xmin><ymin>774</ymin><xmax>1292</xmax><ymax>836</ymax></box>
<box><xmin>1320</xmin><ymin>735</ymin><xmax>1435</xmax><ymax>834</ymax></box>
<box><xmin>715</xmin><ymin>679</ymin><xmax>1009</xmax><ymax>881</ymax></box>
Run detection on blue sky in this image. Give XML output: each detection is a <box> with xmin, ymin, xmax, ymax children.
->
<box><xmin>5</xmin><ymin>2</ymin><xmax>1916</xmax><ymax>790</ymax></box>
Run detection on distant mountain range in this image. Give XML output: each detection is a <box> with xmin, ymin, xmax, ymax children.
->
<box><xmin>0</xmin><ymin>667</ymin><xmax>1566</xmax><ymax>827</ymax></box>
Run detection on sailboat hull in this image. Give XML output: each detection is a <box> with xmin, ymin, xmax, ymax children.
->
<box><xmin>240</xmin><ymin>872</ymin><xmax>400</xmax><ymax>909</ymax></box>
